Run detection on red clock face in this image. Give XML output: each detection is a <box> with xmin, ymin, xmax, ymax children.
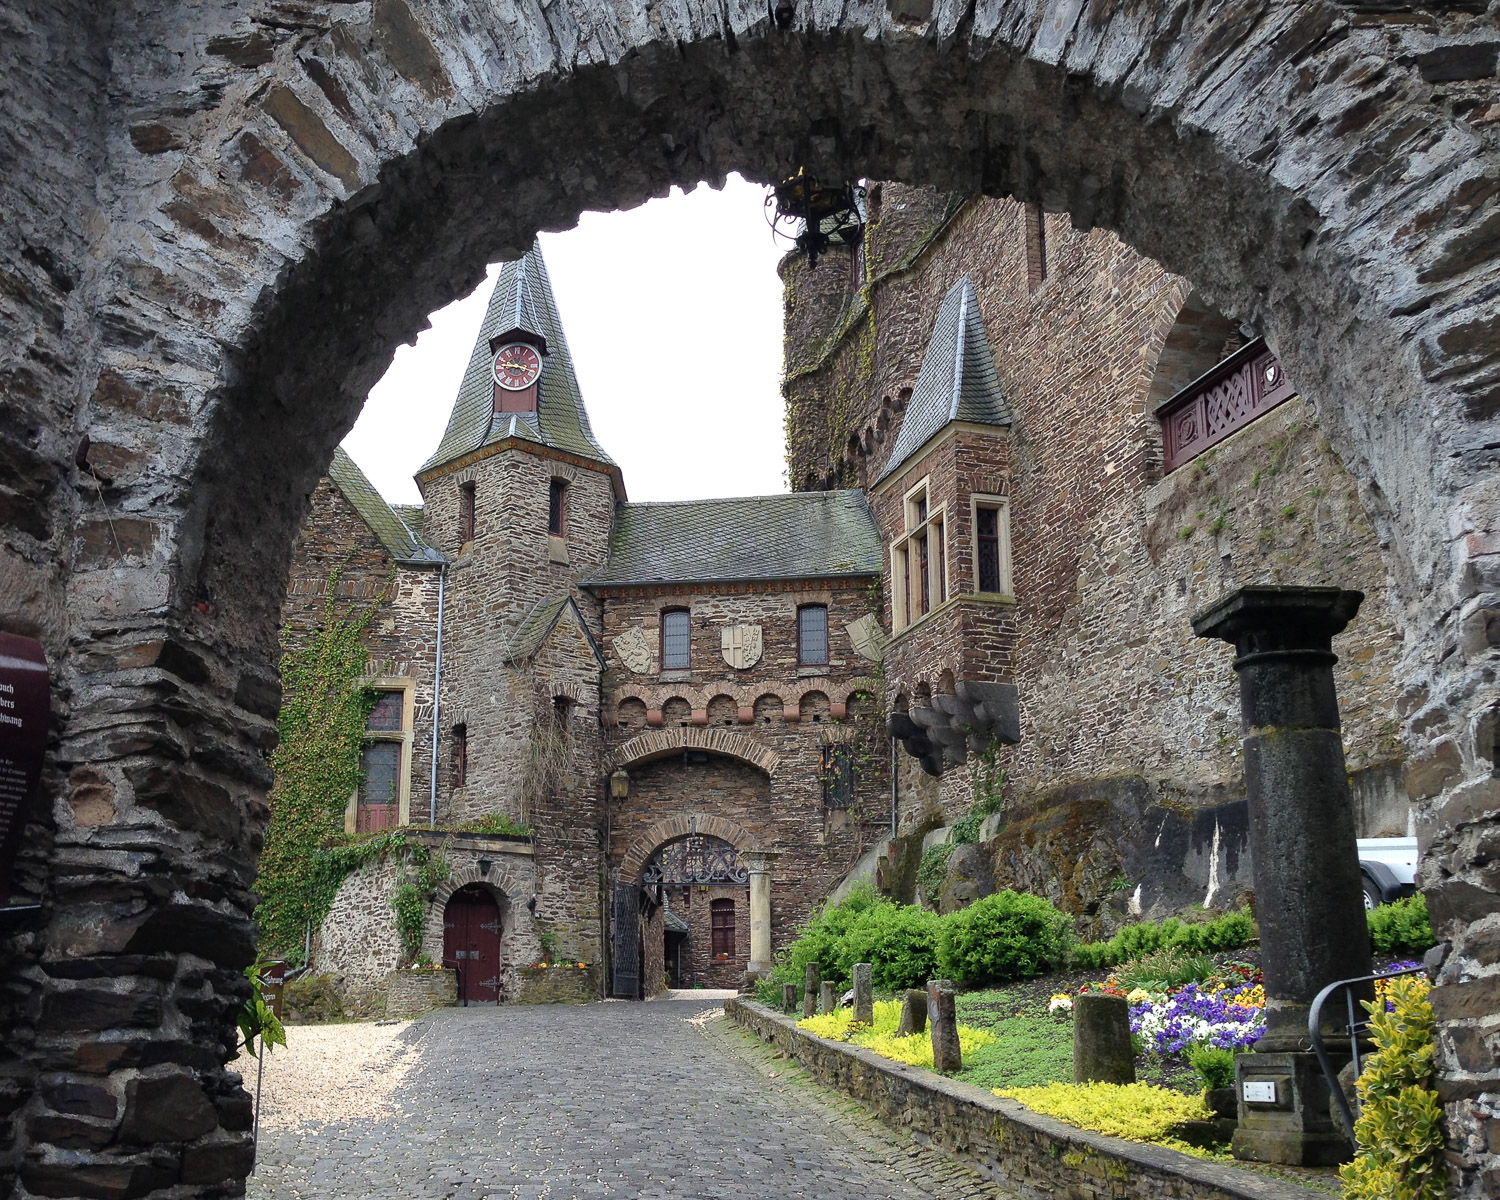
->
<box><xmin>493</xmin><ymin>343</ymin><xmax>542</xmax><ymax>391</ymax></box>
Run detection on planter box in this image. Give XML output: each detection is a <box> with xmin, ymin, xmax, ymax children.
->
<box><xmin>515</xmin><ymin>964</ymin><xmax>600</xmax><ymax>1005</ymax></box>
<box><xmin>386</xmin><ymin>968</ymin><xmax>457</xmax><ymax>1018</ymax></box>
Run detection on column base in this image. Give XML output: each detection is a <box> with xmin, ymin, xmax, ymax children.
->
<box><xmin>1230</xmin><ymin>1049</ymin><xmax>1353</xmax><ymax>1167</ymax></box>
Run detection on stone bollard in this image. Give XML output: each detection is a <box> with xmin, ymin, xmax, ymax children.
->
<box><xmin>896</xmin><ymin>989</ymin><xmax>927</xmax><ymax>1036</ymax></box>
<box><xmin>851</xmin><ymin>963</ymin><xmax>873</xmax><ymax>1025</ymax></box>
<box><xmin>1073</xmin><ymin>993</ymin><xmax>1136</xmax><ymax>1084</ymax></box>
<box><xmin>819</xmin><ymin>980</ymin><xmax>837</xmax><ymax>1014</ymax></box>
<box><xmin>929</xmin><ymin>981</ymin><xmax>961</xmax><ymax>1073</ymax></box>
<box><xmin>782</xmin><ymin>982</ymin><xmax>797</xmax><ymax>1013</ymax></box>
<box><xmin>803</xmin><ymin>963</ymin><xmax>819</xmax><ymax>1019</ymax></box>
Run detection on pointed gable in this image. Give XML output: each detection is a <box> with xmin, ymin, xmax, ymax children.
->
<box><xmin>874</xmin><ymin>276</ymin><xmax>1010</xmax><ymax>485</ymax></box>
<box><xmin>327</xmin><ymin>447</ymin><xmax>444</xmax><ymax>564</ymax></box>
<box><xmin>419</xmin><ymin>240</ymin><xmax>616</xmax><ymax>478</ymax></box>
<box><xmin>504</xmin><ymin>594</ymin><xmax>607</xmax><ymax>670</ymax></box>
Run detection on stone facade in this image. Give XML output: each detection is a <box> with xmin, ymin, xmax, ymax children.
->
<box><xmin>2</xmin><ymin>4</ymin><xmax>1498</xmax><ymax>1196</ymax></box>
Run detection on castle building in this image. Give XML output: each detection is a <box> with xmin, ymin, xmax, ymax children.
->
<box><xmin>277</xmin><ymin>192</ymin><xmax>1411</xmax><ymax>1006</ymax></box>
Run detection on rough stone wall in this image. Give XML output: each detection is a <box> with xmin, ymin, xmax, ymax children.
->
<box><xmin>315</xmin><ymin>854</ymin><xmax>406</xmax><ymax>1003</ymax></box>
<box><xmin>599</xmin><ymin>578</ymin><xmax>891</xmax><ymax>965</ymax></box>
<box><xmin>2</xmin><ymin>2</ymin><xmax>1497</xmax><ymax>1195</ymax></box>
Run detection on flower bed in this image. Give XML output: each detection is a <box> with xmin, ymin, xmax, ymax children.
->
<box><xmin>798</xmin><ymin>999</ymin><xmax>994</xmax><ymax>1069</ymax></box>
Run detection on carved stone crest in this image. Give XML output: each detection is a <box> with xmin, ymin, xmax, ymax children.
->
<box><xmin>611</xmin><ymin>627</ymin><xmax>655</xmax><ymax>674</ymax></box>
<box><xmin>845</xmin><ymin>614</ymin><xmax>888</xmax><ymax>663</ymax></box>
<box><xmin>720</xmin><ymin>623</ymin><xmax>763</xmax><ymax>669</ymax></box>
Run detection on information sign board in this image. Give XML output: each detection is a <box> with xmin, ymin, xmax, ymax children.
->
<box><xmin>0</xmin><ymin>633</ymin><xmax>49</xmax><ymax>905</ymax></box>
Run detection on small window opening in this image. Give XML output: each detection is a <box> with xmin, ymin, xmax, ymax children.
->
<box><xmin>1025</xmin><ymin>203</ymin><xmax>1047</xmax><ymax>291</ymax></box>
<box><xmin>821</xmin><ymin>744</ymin><xmax>856</xmax><ymax>809</ymax></box>
<box><xmin>798</xmin><ymin>605</ymin><xmax>829</xmax><ymax>667</ymax></box>
<box><xmin>710</xmin><ymin>898</ymin><xmax>735</xmax><ymax>958</ymax></box>
<box><xmin>451</xmin><ymin>723</ymin><xmax>467</xmax><ymax>789</ymax></box>
<box><xmin>661</xmin><ymin>609</ymin><xmax>691</xmax><ymax>671</ymax></box>
<box><xmin>548</xmin><ymin>478</ymin><xmax>567</xmax><ymax>537</ymax></box>
<box><xmin>459</xmin><ymin>482</ymin><xmax>476</xmax><ymax>546</ymax></box>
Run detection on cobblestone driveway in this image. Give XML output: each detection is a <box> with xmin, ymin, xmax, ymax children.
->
<box><xmin>249</xmin><ymin>999</ymin><xmax>1005</xmax><ymax>1199</ymax></box>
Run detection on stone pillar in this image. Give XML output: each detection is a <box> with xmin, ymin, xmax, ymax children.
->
<box><xmin>1073</xmin><ymin>993</ymin><xmax>1135</xmax><ymax>1084</ymax></box>
<box><xmin>1193</xmin><ymin>586</ymin><xmax>1373</xmax><ymax>1167</ymax></box>
<box><xmin>897</xmin><ymin>989</ymin><xmax>927</xmax><ymax>1036</ymax></box>
<box><xmin>928</xmin><ymin>980</ymin><xmax>961</xmax><ymax>1073</ymax></box>
<box><xmin>803</xmin><ymin>962</ymin><xmax>820</xmax><ymax>1018</ymax></box>
<box><xmin>819</xmin><ymin>980</ymin><xmax>837</xmax><ymax>1014</ymax></box>
<box><xmin>745</xmin><ymin>849</ymin><xmax>778</xmax><ymax>978</ymax></box>
<box><xmin>851</xmin><ymin>962</ymin><xmax>873</xmax><ymax>1025</ymax></box>
<box><xmin>781</xmin><ymin>982</ymin><xmax>797</xmax><ymax>1013</ymax></box>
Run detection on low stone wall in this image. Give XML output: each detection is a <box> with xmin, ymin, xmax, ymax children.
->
<box><xmin>725</xmin><ymin>998</ymin><xmax>1325</xmax><ymax>1200</ymax></box>
<box><xmin>514</xmin><ymin>964</ymin><xmax>599</xmax><ymax>1004</ymax></box>
<box><xmin>386</xmin><ymin>968</ymin><xmax>457</xmax><ymax>1018</ymax></box>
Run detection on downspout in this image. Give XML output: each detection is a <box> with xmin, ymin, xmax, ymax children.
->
<box><xmin>429</xmin><ymin>563</ymin><xmax>447</xmax><ymax>827</ymax></box>
<box><xmin>890</xmin><ymin>735</ymin><xmax>898</xmax><ymax>841</ymax></box>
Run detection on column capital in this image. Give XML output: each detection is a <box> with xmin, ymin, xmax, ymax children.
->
<box><xmin>1193</xmin><ymin>586</ymin><xmax>1363</xmax><ymax>654</ymax></box>
<box><xmin>742</xmin><ymin>849</ymin><xmax>780</xmax><ymax>874</ymax></box>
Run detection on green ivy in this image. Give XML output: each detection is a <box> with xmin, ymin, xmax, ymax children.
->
<box><xmin>255</xmin><ymin>573</ymin><xmax>380</xmax><ymax>964</ymax></box>
<box><xmin>917</xmin><ymin>842</ymin><xmax>955</xmax><ymax>901</ymax></box>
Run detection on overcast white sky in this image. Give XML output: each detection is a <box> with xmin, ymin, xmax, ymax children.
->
<box><xmin>342</xmin><ymin>174</ymin><xmax>790</xmax><ymax>506</ymax></box>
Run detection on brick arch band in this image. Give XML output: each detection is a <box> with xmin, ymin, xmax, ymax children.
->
<box><xmin>609</xmin><ymin>727</ymin><xmax>781</xmax><ymax>776</ymax></box>
<box><xmin>619</xmin><ymin>814</ymin><xmax>757</xmax><ymax>883</ymax></box>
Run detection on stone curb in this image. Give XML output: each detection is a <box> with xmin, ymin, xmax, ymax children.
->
<box><xmin>725</xmin><ymin>997</ymin><xmax>1327</xmax><ymax>1200</ymax></box>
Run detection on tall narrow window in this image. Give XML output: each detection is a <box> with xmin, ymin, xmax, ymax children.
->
<box><xmin>1025</xmin><ymin>203</ymin><xmax>1047</xmax><ymax>291</ymax></box>
<box><xmin>972</xmin><ymin>497</ymin><xmax>1012</xmax><ymax>596</ymax></box>
<box><xmin>892</xmin><ymin>479</ymin><xmax>948</xmax><ymax>632</ymax></box>
<box><xmin>798</xmin><ymin>605</ymin><xmax>829</xmax><ymax>667</ymax></box>
<box><xmin>661</xmin><ymin>609</ymin><xmax>691</xmax><ymax>671</ymax></box>
<box><xmin>451</xmin><ymin>723</ymin><xmax>467</xmax><ymax>789</ymax></box>
<box><xmin>917</xmin><ymin>532</ymin><xmax>930</xmax><ymax>616</ymax></box>
<box><xmin>821</xmin><ymin>744</ymin><xmax>855</xmax><ymax>808</ymax></box>
<box><xmin>548</xmin><ymin>478</ymin><xmax>567</xmax><ymax>536</ymax></box>
<box><xmin>357</xmin><ymin>689</ymin><xmax>406</xmax><ymax>832</ymax></box>
<box><xmin>459</xmin><ymin>482</ymin><xmax>476</xmax><ymax>546</ymax></box>
<box><xmin>710</xmin><ymin>898</ymin><xmax>735</xmax><ymax>958</ymax></box>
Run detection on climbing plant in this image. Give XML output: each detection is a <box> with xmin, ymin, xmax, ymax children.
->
<box><xmin>255</xmin><ymin>571</ymin><xmax>381</xmax><ymax>964</ymax></box>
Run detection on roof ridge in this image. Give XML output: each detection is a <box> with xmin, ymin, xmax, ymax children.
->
<box><xmin>618</xmin><ymin>489</ymin><xmax>862</xmax><ymax>509</ymax></box>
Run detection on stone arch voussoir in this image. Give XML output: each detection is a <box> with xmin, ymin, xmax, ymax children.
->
<box><xmin>619</xmin><ymin>813</ymin><xmax>757</xmax><ymax>882</ymax></box>
<box><xmin>609</xmin><ymin>726</ymin><xmax>781</xmax><ymax>776</ymax></box>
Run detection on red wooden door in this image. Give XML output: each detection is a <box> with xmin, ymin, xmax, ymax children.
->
<box><xmin>442</xmin><ymin>885</ymin><xmax>501</xmax><ymax>1004</ymax></box>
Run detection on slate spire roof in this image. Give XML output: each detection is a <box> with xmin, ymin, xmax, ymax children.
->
<box><xmin>419</xmin><ymin>241</ymin><xmax>616</xmax><ymax>478</ymax></box>
<box><xmin>874</xmin><ymin>276</ymin><xmax>1010</xmax><ymax>485</ymax></box>
<box><xmin>328</xmin><ymin>447</ymin><xmax>444</xmax><ymax>564</ymax></box>
<box><xmin>587</xmin><ymin>490</ymin><xmax>884</xmax><ymax>587</ymax></box>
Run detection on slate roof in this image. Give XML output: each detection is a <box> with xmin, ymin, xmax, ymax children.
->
<box><xmin>328</xmin><ymin>447</ymin><xmax>444</xmax><ymax>565</ymax></box>
<box><xmin>874</xmin><ymin>276</ymin><xmax>1010</xmax><ymax>485</ymax></box>
<box><xmin>587</xmin><ymin>490</ymin><xmax>884</xmax><ymax>587</ymax></box>
<box><xmin>419</xmin><ymin>241</ymin><xmax>615</xmax><ymax>477</ymax></box>
<box><xmin>504</xmin><ymin>594</ymin><xmax>607</xmax><ymax>669</ymax></box>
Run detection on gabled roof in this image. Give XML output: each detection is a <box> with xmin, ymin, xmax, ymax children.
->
<box><xmin>418</xmin><ymin>241</ymin><xmax>616</xmax><ymax>478</ymax></box>
<box><xmin>328</xmin><ymin>447</ymin><xmax>444</xmax><ymax>565</ymax></box>
<box><xmin>504</xmin><ymin>594</ymin><xmax>607</xmax><ymax>670</ymax></box>
<box><xmin>874</xmin><ymin>276</ymin><xmax>1010</xmax><ymax>485</ymax></box>
<box><xmin>586</xmin><ymin>490</ymin><xmax>884</xmax><ymax>588</ymax></box>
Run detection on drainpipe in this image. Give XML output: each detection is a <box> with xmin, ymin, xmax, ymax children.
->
<box><xmin>429</xmin><ymin>563</ymin><xmax>447</xmax><ymax>827</ymax></box>
<box><xmin>889</xmin><ymin>735</ymin><xmax>898</xmax><ymax>841</ymax></box>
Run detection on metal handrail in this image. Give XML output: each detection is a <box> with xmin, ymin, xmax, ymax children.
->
<box><xmin>1309</xmin><ymin>966</ymin><xmax>1424</xmax><ymax>1148</ymax></box>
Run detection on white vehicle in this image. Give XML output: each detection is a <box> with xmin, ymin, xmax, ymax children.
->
<box><xmin>1357</xmin><ymin>837</ymin><xmax>1418</xmax><ymax>909</ymax></box>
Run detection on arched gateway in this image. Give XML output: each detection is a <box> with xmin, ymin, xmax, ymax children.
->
<box><xmin>2</xmin><ymin>1</ymin><xmax>1497</xmax><ymax>1195</ymax></box>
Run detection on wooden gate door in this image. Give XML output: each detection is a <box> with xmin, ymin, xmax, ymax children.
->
<box><xmin>442</xmin><ymin>884</ymin><xmax>501</xmax><ymax>1004</ymax></box>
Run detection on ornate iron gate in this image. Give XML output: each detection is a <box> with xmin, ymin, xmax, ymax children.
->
<box><xmin>611</xmin><ymin>881</ymin><xmax>640</xmax><ymax>999</ymax></box>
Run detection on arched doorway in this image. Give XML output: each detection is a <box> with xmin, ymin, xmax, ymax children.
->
<box><xmin>442</xmin><ymin>884</ymin><xmax>502</xmax><ymax>1006</ymax></box>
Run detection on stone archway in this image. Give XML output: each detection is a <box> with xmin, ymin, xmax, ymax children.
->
<box><xmin>610</xmin><ymin>728</ymin><xmax>782</xmax><ymax>777</ymax></box>
<box><xmin>3</xmin><ymin>1</ymin><xmax>1498</xmax><ymax>1194</ymax></box>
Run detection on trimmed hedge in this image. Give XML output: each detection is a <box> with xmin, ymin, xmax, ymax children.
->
<box><xmin>1069</xmin><ymin>911</ymin><xmax>1255</xmax><ymax>969</ymax></box>
<box><xmin>1366</xmin><ymin>893</ymin><xmax>1434</xmax><ymax>956</ymax></box>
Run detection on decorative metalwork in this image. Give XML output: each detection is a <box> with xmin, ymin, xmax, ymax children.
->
<box><xmin>611</xmin><ymin>882</ymin><xmax>640</xmax><ymax>998</ymax></box>
<box><xmin>643</xmin><ymin>835</ymin><xmax>749</xmax><ymax>885</ymax></box>
<box><xmin>766</xmin><ymin>170</ymin><xmax>866</xmax><ymax>270</ymax></box>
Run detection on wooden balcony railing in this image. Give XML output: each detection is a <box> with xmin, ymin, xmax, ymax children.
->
<box><xmin>1155</xmin><ymin>337</ymin><xmax>1296</xmax><ymax>473</ymax></box>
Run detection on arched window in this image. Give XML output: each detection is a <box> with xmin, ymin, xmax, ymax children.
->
<box><xmin>798</xmin><ymin>604</ymin><xmax>829</xmax><ymax>666</ymax></box>
<box><xmin>661</xmin><ymin>608</ymin><xmax>690</xmax><ymax>671</ymax></box>
<box><xmin>710</xmin><ymin>898</ymin><xmax>735</xmax><ymax>959</ymax></box>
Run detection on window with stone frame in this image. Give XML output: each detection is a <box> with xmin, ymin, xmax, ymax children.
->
<box><xmin>1024</xmin><ymin>203</ymin><xmax>1047</xmax><ymax>291</ymax></box>
<box><xmin>548</xmin><ymin>478</ymin><xmax>567</xmax><ymax>537</ymax></box>
<box><xmin>820</xmin><ymin>742</ymin><xmax>856</xmax><ymax>809</ymax></box>
<box><xmin>890</xmin><ymin>478</ymin><xmax>946</xmax><ymax>632</ymax></box>
<box><xmin>459</xmin><ymin>481</ymin><xmax>476</xmax><ymax>547</ymax></box>
<box><xmin>450</xmin><ymin>723</ymin><xmax>467</xmax><ymax>789</ymax></box>
<box><xmin>798</xmin><ymin>604</ymin><xmax>829</xmax><ymax>666</ymax></box>
<box><xmin>356</xmin><ymin>686</ymin><xmax>409</xmax><ymax>832</ymax></box>
<box><xmin>971</xmin><ymin>495</ymin><xmax>1013</xmax><ymax>596</ymax></box>
<box><xmin>661</xmin><ymin>608</ymin><xmax>691</xmax><ymax>671</ymax></box>
<box><xmin>710</xmin><ymin>898</ymin><xmax>735</xmax><ymax>958</ymax></box>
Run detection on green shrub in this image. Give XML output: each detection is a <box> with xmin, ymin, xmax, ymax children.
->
<box><xmin>1115</xmin><ymin>947</ymin><xmax>1218</xmax><ymax>993</ymax></box>
<box><xmin>841</xmin><ymin>903</ymin><xmax>942</xmax><ymax>991</ymax></box>
<box><xmin>754</xmin><ymin>977</ymin><xmax>784</xmax><ymax>1006</ymax></box>
<box><xmin>1188</xmin><ymin>1045</ymin><xmax>1238</xmax><ymax>1091</ymax></box>
<box><xmin>916</xmin><ymin>843</ymin><xmax>954</xmax><ymax>902</ymax></box>
<box><xmin>936</xmin><ymin>890</ymin><xmax>1074</xmax><ymax>985</ymax></box>
<box><xmin>771</xmin><ymin>882</ymin><xmax>886</xmax><ymax>989</ymax></box>
<box><xmin>1367</xmin><ymin>894</ymin><xmax>1435</xmax><ymax>956</ymax></box>
<box><xmin>1340</xmin><ymin>974</ymin><xmax>1445</xmax><ymax>1200</ymax></box>
<box><xmin>950</xmin><ymin>813</ymin><xmax>982</xmax><ymax>846</ymax></box>
<box><xmin>1071</xmin><ymin>910</ymin><xmax>1255</xmax><ymax>969</ymax></box>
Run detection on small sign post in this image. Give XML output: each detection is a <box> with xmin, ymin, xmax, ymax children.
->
<box><xmin>0</xmin><ymin>633</ymin><xmax>49</xmax><ymax>910</ymax></box>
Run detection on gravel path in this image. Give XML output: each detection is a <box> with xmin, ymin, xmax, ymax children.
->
<box><xmin>248</xmin><ymin>1000</ymin><xmax>1009</xmax><ymax>1199</ymax></box>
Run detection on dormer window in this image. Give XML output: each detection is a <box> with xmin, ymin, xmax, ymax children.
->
<box><xmin>548</xmin><ymin>479</ymin><xmax>567</xmax><ymax>537</ymax></box>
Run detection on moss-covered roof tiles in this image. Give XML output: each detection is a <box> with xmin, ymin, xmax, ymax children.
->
<box><xmin>328</xmin><ymin>447</ymin><xmax>444</xmax><ymax>565</ymax></box>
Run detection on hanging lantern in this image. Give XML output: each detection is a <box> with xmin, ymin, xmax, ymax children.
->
<box><xmin>767</xmin><ymin>169</ymin><xmax>866</xmax><ymax>270</ymax></box>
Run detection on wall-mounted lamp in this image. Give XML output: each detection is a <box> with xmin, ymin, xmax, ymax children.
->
<box><xmin>610</xmin><ymin>769</ymin><xmax>630</xmax><ymax>799</ymax></box>
<box><xmin>477</xmin><ymin>856</ymin><xmax>493</xmax><ymax>877</ymax></box>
